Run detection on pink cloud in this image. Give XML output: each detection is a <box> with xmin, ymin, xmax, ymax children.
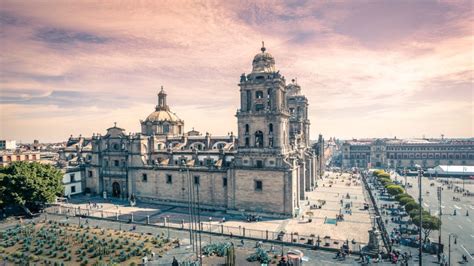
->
<box><xmin>0</xmin><ymin>1</ymin><xmax>472</xmax><ymax>142</ymax></box>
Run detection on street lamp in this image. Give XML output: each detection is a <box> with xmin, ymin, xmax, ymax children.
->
<box><xmin>448</xmin><ymin>233</ymin><xmax>457</xmax><ymax>266</ymax></box>
<box><xmin>403</xmin><ymin>168</ymin><xmax>408</xmax><ymax>190</ymax></box>
<box><xmin>416</xmin><ymin>164</ymin><xmax>424</xmax><ymax>266</ymax></box>
<box><xmin>208</xmin><ymin>217</ymin><xmax>212</xmax><ymax>243</ymax></box>
<box><xmin>437</xmin><ymin>186</ymin><xmax>442</xmax><ymax>263</ymax></box>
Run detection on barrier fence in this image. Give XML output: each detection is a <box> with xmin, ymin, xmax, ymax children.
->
<box><xmin>47</xmin><ymin>205</ymin><xmax>367</xmax><ymax>252</ymax></box>
<box><xmin>360</xmin><ymin>172</ymin><xmax>391</xmax><ymax>252</ymax></box>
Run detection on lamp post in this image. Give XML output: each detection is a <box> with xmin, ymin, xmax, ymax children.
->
<box><xmin>403</xmin><ymin>168</ymin><xmax>408</xmax><ymax>190</ymax></box>
<box><xmin>209</xmin><ymin>217</ymin><xmax>212</xmax><ymax>243</ymax></box>
<box><xmin>437</xmin><ymin>186</ymin><xmax>442</xmax><ymax>262</ymax></box>
<box><xmin>416</xmin><ymin>164</ymin><xmax>424</xmax><ymax>266</ymax></box>
<box><xmin>448</xmin><ymin>233</ymin><xmax>457</xmax><ymax>266</ymax></box>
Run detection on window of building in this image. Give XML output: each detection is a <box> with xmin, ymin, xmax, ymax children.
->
<box><xmin>223</xmin><ymin>177</ymin><xmax>227</xmax><ymax>187</ymax></box>
<box><xmin>71</xmin><ymin>186</ymin><xmax>76</xmax><ymax>193</ymax></box>
<box><xmin>70</xmin><ymin>174</ymin><xmax>75</xmax><ymax>182</ymax></box>
<box><xmin>246</xmin><ymin>90</ymin><xmax>251</xmax><ymax>111</ymax></box>
<box><xmin>194</xmin><ymin>175</ymin><xmax>200</xmax><ymax>185</ymax></box>
<box><xmin>245</xmin><ymin>124</ymin><xmax>249</xmax><ymax>134</ymax></box>
<box><xmin>255</xmin><ymin>131</ymin><xmax>264</xmax><ymax>148</ymax></box>
<box><xmin>245</xmin><ymin>137</ymin><xmax>250</xmax><ymax>147</ymax></box>
<box><xmin>255</xmin><ymin>104</ymin><xmax>264</xmax><ymax>111</ymax></box>
<box><xmin>142</xmin><ymin>173</ymin><xmax>148</xmax><ymax>182</ymax></box>
<box><xmin>113</xmin><ymin>143</ymin><xmax>120</xmax><ymax>151</ymax></box>
<box><xmin>256</xmin><ymin>160</ymin><xmax>263</xmax><ymax>168</ymax></box>
<box><xmin>25</xmin><ymin>155</ymin><xmax>29</xmax><ymax>160</ymax></box>
<box><xmin>16</xmin><ymin>155</ymin><xmax>21</xmax><ymax>161</ymax></box>
<box><xmin>166</xmin><ymin>174</ymin><xmax>172</xmax><ymax>184</ymax></box>
<box><xmin>7</xmin><ymin>156</ymin><xmax>11</xmax><ymax>162</ymax></box>
<box><xmin>114</xmin><ymin>160</ymin><xmax>119</xmax><ymax>167</ymax></box>
<box><xmin>267</xmin><ymin>88</ymin><xmax>272</xmax><ymax>107</ymax></box>
<box><xmin>255</xmin><ymin>180</ymin><xmax>263</xmax><ymax>191</ymax></box>
<box><xmin>256</xmin><ymin>91</ymin><xmax>263</xmax><ymax>99</ymax></box>
<box><xmin>269</xmin><ymin>123</ymin><xmax>273</xmax><ymax>133</ymax></box>
<box><xmin>269</xmin><ymin>137</ymin><xmax>273</xmax><ymax>148</ymax></box>
<box><xmin>163</xmin><ymin>124</ymin><xmax>170</xmax><ymax>134</ymax></box>
<box><xmin>88</xmin><ymin>171</ymin><xmax>93</xmax><ymax>178</ymax></box>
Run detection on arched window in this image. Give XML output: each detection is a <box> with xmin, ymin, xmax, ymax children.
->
<box><xmin>245</xmin><ymin>137</ymin><xmax>250</xmax><ymax>147</ymax></box>
<box><xmin>267</xmin><ymin>88</ymin><xmax>272</xmax><ymax>108</ymax></box>
<box><xmin>255</xmin><ymin>131</ymin><xmax>264</xmax><ymax>148</ymax></box>
<box><xmin>245</xmin><ymin>124</ymin><xmax>249</xmax><ymax>134</ymax></box>
<box><xmin>163</xmin><ymin>124</ymin><xmax>170</xmax><ymax>133</ymax></box>
<box><xmin>269</xmin><ymin>123</ymin><xmax>273</xmax><ymax>134</ymax></box>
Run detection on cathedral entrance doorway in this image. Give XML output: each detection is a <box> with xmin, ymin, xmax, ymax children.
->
<box><xmin>112</xmin><ymin>182</ymin><xmax>121</xmax><ymax>197</ymax></box>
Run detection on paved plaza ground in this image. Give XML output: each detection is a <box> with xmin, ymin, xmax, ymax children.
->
<box><xmin>1</xmin><ymin>214</ymin><xmax>371</xmax><ymax>265</ymax></box>
<box><xmin>59</xmin><ymin>171</ymin><xmax>373</xmax><ymax>250</ymax></box>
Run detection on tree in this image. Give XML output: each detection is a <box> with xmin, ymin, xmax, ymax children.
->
<box><xmin>377</xmin><ymin>172</ymin><xmax>390</xmax><ymax>179</ymax></box>
<box><xmin>412</xmin><ymin>215</ymin><xmax>441</xmax><ymax>243</ymax></box>
<box><xmin>404</xmin><ymin>201</ymin><xmax>420</xmax><ymax>212</ymax></box>
<box><xmin>0</xmin><ymin>162</ymin><xmax>63</xmax><ymax>216</ymax></box>
<box><xmin>386</xmin><ymin>185</ymin><xmax>405</xmax><ymax>196</ymax></box>
<box><xmin>379</xmin><ymin>178</ymin><xmax>393</xmax><ymax>186</ymax></box>
<box><xmin>395</xmin><ymin>193</ymin><xmax>411</xmax><ymax>201</ymax></box>
<box><xmin>399</xmin><ymin>196</ymin><xmax>416</xmax><ymax>206</ymax></box>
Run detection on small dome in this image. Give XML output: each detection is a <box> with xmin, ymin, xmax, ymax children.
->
<box><xmin>146</xmin><ymin>110</ymin><xmax>181</xmax><ymax>123</ymax></box>
<box><xmin>286</xmin><ymin>81</ymin><xmax>301</xmax><ymax>96</ymax></box>
<box><xmin>252</xmin><ymin>42</ymin><xmax>276</xmax><ymax>73</ymax></box>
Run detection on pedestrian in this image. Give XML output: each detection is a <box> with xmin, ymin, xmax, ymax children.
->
<box><xmin>172</xmin><ymin>256</ymin><xmax>179</xmax><ymax>266</ymax></box>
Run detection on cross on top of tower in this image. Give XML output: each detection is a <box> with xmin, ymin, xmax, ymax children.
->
<box><xmin>261</xmin><ymin>41</ymin><xmax>266</xmax><ymax>53</ymax></box>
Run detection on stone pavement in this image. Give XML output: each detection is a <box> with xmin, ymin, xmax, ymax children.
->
<box><xmin>19</xmin><ymin>213</ymin><xmax>372</xmax><ymax>265</ymax></box>
<box><xmin>290</xmin><ymin>171</ymin><xmax>373</xmax><ymax>245</ymax></box>
<box><xmin>60</xmin><ymin>171</ymin><xmax>372</xmax><ymax>251</ymax></box>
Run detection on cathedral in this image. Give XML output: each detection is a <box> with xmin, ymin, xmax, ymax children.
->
<box><xmin>61</xmin><ymin>45</ymin><xmax>319</xmax><ymax>217</ymax></box>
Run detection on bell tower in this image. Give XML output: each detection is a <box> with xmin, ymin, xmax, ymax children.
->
<box><xmin>235</xmin><ymin>43</ymin><xmax>290</xmax><ymax>167</ymax></box>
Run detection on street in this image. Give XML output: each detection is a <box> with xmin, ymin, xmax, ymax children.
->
<box><xmin>393</xmin><ymin>172</ymin><xmax>474</xmax><ymax>264</ymax></box>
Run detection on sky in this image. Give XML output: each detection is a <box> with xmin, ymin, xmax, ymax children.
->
<box><xmin>0</xmin><ymin>0</ymin><xmax>473</xmax><ymax>143</ymax></box>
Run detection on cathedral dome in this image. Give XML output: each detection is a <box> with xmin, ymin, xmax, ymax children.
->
<box><xmin>144</xmin><ymin>86</ymin><xmax>182</xmax><ymax>123</ymax></box>
<box><xmin>145</xmin><ymin>109</ymin><xmax>181</xmax><ymax>123</ymax></box>
<box><xmin>252</xmin><ymin>42</ymin><xmax>276</xmax><ymax>73</ymax></box>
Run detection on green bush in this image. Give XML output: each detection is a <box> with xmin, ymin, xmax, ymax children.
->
<box><xmin>379</xmin><ymin>177</ymin><xmax>393</xmax><ymax>185</ymax></box>
<box><xmin>377</xmin><ymin>172</ymin><xmax>390</xmax><ymax>179</ymax></box>
<box><xmin>386</xmin><ymin>185</ymin><xmax>405</xmax><ymax>196</ymax></box>
<box><xmin>404</xmin><ymin>201</ymin><xmax>420</xmax><ymax>212</ymax></box>
<box><xmin>399</xmin><ymin>196</ymin><xmax>416</xmax><ymax>206</ymax></box>
<box><xmin>395</xmin><ymin>193</ymin><xmax>410</xmax><ymax>201</ymax></box>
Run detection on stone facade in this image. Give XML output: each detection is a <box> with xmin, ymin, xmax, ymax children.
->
<box><xmin>60</xmin><ymin>45</ymin><xmax>318</xmax><ymax>217</ymax></box>
<box><xmin>341</xmin><ymin>138</ymin><xmax>474</xmax><ymax>169</ymax></box>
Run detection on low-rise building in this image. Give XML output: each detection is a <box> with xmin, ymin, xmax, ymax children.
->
<box><xmin>0</xmin><ymin>140</ymin><xmax>16</xmax><ymax>150</ymax></box>
<box><xmin>62</xmin><ymin>167</ymin><xmax>83</xmax><ymax>197</ymax></box>
<box><xmin>342</xmin><ymin>138</ymin><xmax>474</xmax><ymax>169</ymax></box>
<box><xmin>0</xmin><ymin>150</ymin><xmax>41</xmax><ymax>167</ymax></box>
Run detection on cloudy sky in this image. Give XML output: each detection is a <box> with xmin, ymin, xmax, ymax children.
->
<box><xmin>0</xmin><ymin>0</ymin><xmax>472</xmax><ymax>143</ymax></box>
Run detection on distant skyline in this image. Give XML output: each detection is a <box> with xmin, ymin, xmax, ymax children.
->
<box><xmin>0</xmin><ymin>1</ymin><xmax>473</xmax><ymax>143</ymax></box>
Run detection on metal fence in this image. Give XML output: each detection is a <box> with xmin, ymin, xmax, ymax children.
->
<box><xmin>47</xmin><ymin>205</ymin><xmax>366</xmax><ymax>252</ymax></box>
<box><xmin>360</xmin><ymin>172</ymin><xmax>391</xmax><ymax>252</ymax></box>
